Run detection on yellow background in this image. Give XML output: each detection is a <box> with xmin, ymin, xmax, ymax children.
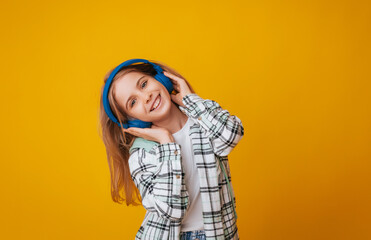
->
<box><xmin>1</xmin><ymin>0</ymin><xmax>370</xmax><ymax>239</ymax></box>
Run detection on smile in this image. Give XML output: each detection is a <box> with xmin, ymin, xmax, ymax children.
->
<box><xmin>150</xmin><ymin>95</ymin><xmax>161</xmax><ymax>112</ymax></box>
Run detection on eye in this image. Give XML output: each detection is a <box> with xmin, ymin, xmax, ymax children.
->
<box><xmin>130</xmin><ymin>80</ymin><xmax>148</xmax><ymax>107</ymax></box>
<box><xmin>130</xmin><ymin>99</ymin><xmax>136</xmax><ymax>107</ymax></box>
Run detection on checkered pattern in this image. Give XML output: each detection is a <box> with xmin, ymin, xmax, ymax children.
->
<box><xmin>128</xmin><ymin>93</ymin><xmax>244</xmax><ymax>240</ymax></box>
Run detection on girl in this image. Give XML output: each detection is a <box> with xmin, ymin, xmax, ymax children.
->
<box><xmin>99</xmin><ymin>59</ymin><xmax>244</xmax><ymax>240</ymax></box>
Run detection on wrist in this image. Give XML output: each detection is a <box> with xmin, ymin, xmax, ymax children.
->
<box><xmin>160</xmin><ymin>135</ymin><xmax>175</xmax><ymax>144</ymax></box>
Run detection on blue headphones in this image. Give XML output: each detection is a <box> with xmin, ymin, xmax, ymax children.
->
<box><xmin>103</xmin><ymin>58</ymin><xmax>174</xmax><ymax>129</ymax></box>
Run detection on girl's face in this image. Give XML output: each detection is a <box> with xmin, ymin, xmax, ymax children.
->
<box><xmin>113</xmin><ymin>71</ymin><xmax>172</xmax><ymax>123</ymax></box>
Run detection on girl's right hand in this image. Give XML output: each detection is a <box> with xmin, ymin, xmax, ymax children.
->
<box><xmin>123</xmin><ymin>125</ymin><xmax>175</xmax><ymax>144</ymax></box>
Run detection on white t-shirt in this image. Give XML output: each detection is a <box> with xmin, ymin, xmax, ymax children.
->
<box><xmin>172</xmin><ymin>116</ymin><xmax>204</xmax><ymax>231</ymax></box>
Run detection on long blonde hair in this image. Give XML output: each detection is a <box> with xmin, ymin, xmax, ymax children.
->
<box><xmin>98</xmin><ymin>60</ymin><xmax>196</xmax><ymax>206</ymax></box>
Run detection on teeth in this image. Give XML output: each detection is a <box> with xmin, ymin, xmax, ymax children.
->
<box><xmin>151</xmin><ymin>96</ymin><xmax>160</xmax><ymax>111</ymax></box>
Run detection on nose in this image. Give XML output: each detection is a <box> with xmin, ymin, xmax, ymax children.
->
<box><xmin>145</xmin><ymin>92</ymin><xmax>152</xmax><ymax>103</ymax></box>
<box><xmin>145</xmin><ymin>92</ymin><xmax>153</xmax><ymax>109</ymax></box>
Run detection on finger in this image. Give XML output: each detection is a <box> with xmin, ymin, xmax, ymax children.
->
<box><xmin>166</xmin><ymin>76</ymin><xmax>187</xmax><ymax>91</ymax></box>
<box><xmin>172</xmin><ymin>84</ymin><xmax>180</xmax><ymax>92</ymax></box>
<box><xmin>167</xmin><ymin>77</ymin><xmax>182</xmax><ymax>88</ymax></box>
<box><xmin>128</xmin><ymin>127</ymin><xmax>143</xmax><ymax>132</ymax></box>
<box><xmin>126</xmin><ymin>127</ymin><xmax>138</xmax><ymax>134</ymax></box>
<box><xmin>163</xmin><ymin>71</ymin><xmax>184</xmax><ymax>82</ymax></box>
<box><xmin>125</xmin><ymin>129</ymin><xmax>137</xmax><ymax>136</ymax></box>
<box><xmin>171</xmin><ymin>93</ymin><xmax>181</xmax><ymax>105</ymax></box>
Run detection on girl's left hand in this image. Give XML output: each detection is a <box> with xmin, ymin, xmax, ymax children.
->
<box><xmin>163</xmin><ymin>71</ymin><xmax>192</xmax><ymax>108</ymax></box>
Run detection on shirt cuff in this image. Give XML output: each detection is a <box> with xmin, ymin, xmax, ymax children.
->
<box><xmin>178</xmin><ymin>93</ymin><xmax>206</xmax><ymax>118</ymax></box>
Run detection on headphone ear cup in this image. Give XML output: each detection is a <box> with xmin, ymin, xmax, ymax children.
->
<box><xmin>127</xmin><ymin>119</ymin><xmax>152</xmax><ymax>128</ymax></box>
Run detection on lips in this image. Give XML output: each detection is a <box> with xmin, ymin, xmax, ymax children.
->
<box><xmin>150</xmin><ymin>95</ymin><xmax>160</xmax><ymax>112</ymax></box>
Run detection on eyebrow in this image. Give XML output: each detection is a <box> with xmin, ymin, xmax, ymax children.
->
<box><xmin>125</xmin><ymin>75</ymin><xmax>146</xmax><ymax>110</ymax></box>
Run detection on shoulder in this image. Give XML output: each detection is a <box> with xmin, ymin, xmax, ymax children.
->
<box><xmin>129</xmin><ymin>137</ymin><xmax>159</xmax><ymax>155</ymax></box>
<box><xmin>128</xmin><ymin>137</ymin><xmax>160</xmax><ymax>169</ymax></box>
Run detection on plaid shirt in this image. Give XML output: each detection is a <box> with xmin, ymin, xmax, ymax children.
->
<box><xmin>128</xmin><ymin>93</ymin><xmax>244</xmax><ymax>240</ymax></box>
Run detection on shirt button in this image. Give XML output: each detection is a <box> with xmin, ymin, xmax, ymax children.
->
<box><xmin>174</xmin><ymin>150</ymin><xmax>178</xmax><ymax>155</ymax></box>
<box><xmin>176</xmin><ymin>174</ymin><xmax>180</xmax><ymax>179</ymax></box>
<box><xmin>198</xmin><ymin>116</ymin><xmax>202</xmax><ymax>120</ymax></box>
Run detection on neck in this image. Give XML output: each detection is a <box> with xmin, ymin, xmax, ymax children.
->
<box><xmin>152</xmin><ymin>102</ymin><xmax>188</xmax><ymax>135</ymax></box>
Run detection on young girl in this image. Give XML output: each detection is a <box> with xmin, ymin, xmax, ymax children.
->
<box><xmin>99</xmin><ymin>59</ymin><xmax>244</xmax><ymax>240</ymax></box>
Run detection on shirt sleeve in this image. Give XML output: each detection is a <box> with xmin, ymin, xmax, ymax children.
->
<box><xmin>128</xmin><ymin>142</ymin><xmax>189</xmax><ymax>222</ymax></box>
<box><xmin>179</xmin><ymin>93</ymin><xmax>245</xmax><ymax>157</ymax></box>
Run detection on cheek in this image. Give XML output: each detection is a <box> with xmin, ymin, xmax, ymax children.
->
<box><xmin>161</xmin><ymin>90</ymin><xmax>171</xmax><ymax>100</ymax></box>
